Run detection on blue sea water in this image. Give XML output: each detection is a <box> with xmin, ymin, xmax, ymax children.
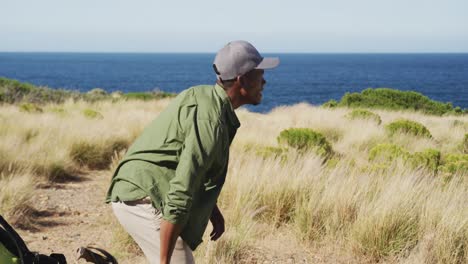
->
<box><xmin>0</xmin><ymin>52</ymin><xmax>467</xmax><ymax>113</ymax></box>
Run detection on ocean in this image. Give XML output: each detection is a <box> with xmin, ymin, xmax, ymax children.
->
<box><xmin>1</xmin><ymin>53</ymin><xmax>467</xmax><ymax>113</ymax></box>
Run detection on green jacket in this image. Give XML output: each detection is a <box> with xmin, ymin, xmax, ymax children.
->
<box><xmin>106</xmin><ymin>84</ymin><xmax>240</xmax><ymax>250</ymax></box>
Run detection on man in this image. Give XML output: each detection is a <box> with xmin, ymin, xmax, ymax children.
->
<box><xmin>106</xmin><ymin>40</ymin><xmax>279</xmax><ymax>264</ymax></box>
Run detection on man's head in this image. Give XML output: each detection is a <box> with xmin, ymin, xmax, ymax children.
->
<box><xmin>213</xmin><ymin>40</ymin><xmax>279</xmax><ymax>108</ymax></box>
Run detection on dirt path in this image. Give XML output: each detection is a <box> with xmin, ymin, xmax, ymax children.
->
<box><xmin>16</xmin><ymin>171</ymin><xmax>145</xmax><ymax>264</ymax></box>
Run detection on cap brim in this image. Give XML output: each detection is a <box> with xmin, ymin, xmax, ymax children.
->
<box><xmin>255</xmin><ymin>57</ymin><xmax>280</xmax><ymax>69</ymax></box>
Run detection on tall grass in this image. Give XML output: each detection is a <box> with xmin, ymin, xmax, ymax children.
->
<box><xmin>0</xmin><ymin>170</ymin><xmax>36</xmax><ymax>226</ymax></box>
<box><xmin>1</xmin><ymin>99</ymin><xmax>467</xmax><ymax>263</ymax></box>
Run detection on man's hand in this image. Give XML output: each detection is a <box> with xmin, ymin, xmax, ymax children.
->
<box><xmin>209</xmin><ymin>204</ymin><xmax>225</xmax><ymax>241</ymax></box>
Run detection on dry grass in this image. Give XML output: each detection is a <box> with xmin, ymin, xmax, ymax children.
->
<box><xmin>0</xmin><ymin>169</ymin><xmax>36</xmax><ymax>226</ymax></box>
<box><xmin>1</xmin><ymin>99</ymin><xmax>467</xmax><ymax>263</ymax></box>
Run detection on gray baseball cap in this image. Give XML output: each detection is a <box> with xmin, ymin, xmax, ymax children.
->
<box><xmin>213</xmin><ymin>40</ymin><xmax>279</xmax><ymax>80</ymax></box>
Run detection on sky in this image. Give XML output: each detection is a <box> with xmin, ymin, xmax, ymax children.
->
<box><xmin>1</xmin><ymin>0</ymin><xmax>467</xmax><ymax>53</ymax></box>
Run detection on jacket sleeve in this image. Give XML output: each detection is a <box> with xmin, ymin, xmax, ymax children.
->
<box><xmin>162</xmin><ymin>116</ymin><xmax>222</xmax><ymax>226</ymax></box>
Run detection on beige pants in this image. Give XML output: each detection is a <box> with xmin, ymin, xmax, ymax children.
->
<box><xmin>112</xmin><ymin>201</ymin><xmax>195</xmax><ymax>264</ymax></box>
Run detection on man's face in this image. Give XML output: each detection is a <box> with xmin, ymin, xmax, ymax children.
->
<box><xmin>241</xmin><ymin>69</ymin><xmax>266</xmax><ymax>105</ymax></box>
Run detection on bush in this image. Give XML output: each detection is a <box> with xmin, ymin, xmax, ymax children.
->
<box><xmin>277</xmin><ymin>128</ymin><xmax>333</xmax><ymax>158</ymax></box>
<box><xmin>438</xmin><ymin>154</ymin><xmax>468</xmax><ymax>176</ymax></box>
<box><xmin>322</xmin><ymin>99</ymin><xmax>338</xmax><ymax>108</ymax></box>
<box><xmin>368</xmin><ymin>144</ymin><xmax>410</xmax><ymax>164</ymax></box>
<box><xmin>82</xmin><ymin>109</ymin><xmax>103</xmax><ymax>119</ymax></box>
<box><xmin>385</xmin><ymin>119</ymin><xmax>432</xmax><ymax>138</ymax></box>
<box><xmin>123</xmin><ymin>91</ymin><xmax>175</xmax><ymax>101</ymax></box>
<box><xmin>0</xmin><ymin>77</ymin><xmax>176</xmax><ymax>105</ymax></box>
<box><xmin>408</xmin><ymin>149</ymin><xmax>441</xmax><ymax>174</ymax></box>
<box><xmin>1</xmin><ymin>77</ymin><xmax>80</xmax><ymax>104</ymax></box>
<box><xmin>369</xmin><ymin>144</ymin><xmax>440</xmax><ymax>173</ymax></box>
<box><xmin>346</xmin><ymin>109</ymin><xmax>382</xmax><ymax>125</ymax></box>
<box><xmin>337</xmin><ymin>88</ymin><xmax>464</xmax><ymax>115</ymax></box>
<box><xmin>0</xmin><ymin>78</ymin><xmax>35</xmax><ymax>103</ymax></box>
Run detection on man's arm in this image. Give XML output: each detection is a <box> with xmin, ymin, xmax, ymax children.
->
<box><xmin>161</xmin><ymin>117</ymin><xmax>223</xmax><ymax>260</ymax></box>
<box><xmin>160</xmin><ymin>220</ymin><xmax>183</xmax><ymax>264</ymax></box>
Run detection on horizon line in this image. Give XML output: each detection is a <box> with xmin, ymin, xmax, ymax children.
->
<box><xmin>1</xmin><ymin>50</ymin><xmax>468</xmax><ymax>55</ymax></box>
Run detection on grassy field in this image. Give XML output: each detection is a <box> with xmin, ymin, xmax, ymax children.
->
<box><xmin>1</xmin><ymin>88</ymin><xmax>467</xmax><ymax>263</ymax></box>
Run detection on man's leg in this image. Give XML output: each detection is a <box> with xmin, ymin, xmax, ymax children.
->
<box><xmin>111</xmin><ymin>201</ymin><xmax>194</xmax><ymax>264</ymax></box>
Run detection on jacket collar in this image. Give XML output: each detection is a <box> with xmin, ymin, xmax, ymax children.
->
<box><xmin>214</xmin><ymin>83</ymin><xmax>241</xmax><ymax>129</ymax></box>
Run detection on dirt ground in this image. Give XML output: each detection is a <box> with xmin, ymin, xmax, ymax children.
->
<box><xmin>15</xmin><ymin>171</ymin><xmax>144</xmax><ymax>263</ymax></box>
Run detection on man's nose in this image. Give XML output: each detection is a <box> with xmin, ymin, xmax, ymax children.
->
<box><xmin>262</xmin><ymin>78</ymin><xmax>266</xmax><ymax>85</ymax></box>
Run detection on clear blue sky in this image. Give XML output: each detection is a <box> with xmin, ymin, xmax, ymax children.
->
<box><xmin>1</xmin><ymin>0</ymin><xmax>467</xmax><ymax>53</ymax></box>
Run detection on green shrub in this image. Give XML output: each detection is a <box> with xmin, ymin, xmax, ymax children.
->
<box><xmin>438</xmin><ymin>154</ymin><xmax>468</xmax><ymax>176</ymax></box>
<box><xmin>277</xmin><ymin>128</ymin><xmax>333</xmax><ymax>158</ymax></box>
<box><xmin>337</xmin><ymin>88</ymin><xmax>463</xmax><ymax>115</ymax></box>
<box><xmin>0</xmin><ymin>77</ymin><xmax>176</xmax><ymax>105</ymax></box>
<box><xmin>82</xmin><ymin>109</ymin><xmax>103</xmax><ymax>119</ymax></box>
<box><xmin>19</xmin><ymin>103</ymin><xmax>43</xmax><ymax>113</ymax></box>
<box><xmin>322</xmin><ymin>99</ymin><xmax>338</xmax><ymax>108</ymax></box>
<box><xmin>123</xmin><ymin>91</ymin><xmax>175</xmax><ymax>101</ymax></box>
<box><xmin>123</xmin><ymin>92</ymin><xmax>154</xmax><ymax>101</ymax></box>
<box><xmin>1</xmin><ymin>77</ymin><xmax>80</xmax><ymax>104</ymax></box>
<box><xmin>408</xmin><ymin>149</ymin><xmax>441</xmax><ymax>174</ymax></box>
<box><xmin>385</xmin><ymin>119</ymin><xmax>432</xmax><ymax>138</ymax></box>
<box><xmin>369</xmin><ymin>144</ymin><xmax>441</xmax><ymax>173</ymax></box>
<box><xmin>368</xmin><ymin>144</ymin><xmax>410</xmax><ymax>164</ymax></box>
<box><xmin>464</xmin><ymin>134</ymin><xmax>468</xmax><ymax>154</ymax></box>
<box><xmin>0</xmin><ymin>78</ymin><xmax>35</xmax><ymax>104</ymax></box>
<box><xmin>346</xmin><ymin>109</ymin><xmax>382</xmax><ymax>125</ymax></box>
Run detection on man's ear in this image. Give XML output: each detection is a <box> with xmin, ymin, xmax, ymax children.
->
<box><xmin>234</xmin><ymin>76</ymin><xmax>246</xmax><ymax>95</ymax></box>
<box><xmin>237</xmin><ymin>75</ymin><xmax>244</xmax><ymax>86</ymax></box>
